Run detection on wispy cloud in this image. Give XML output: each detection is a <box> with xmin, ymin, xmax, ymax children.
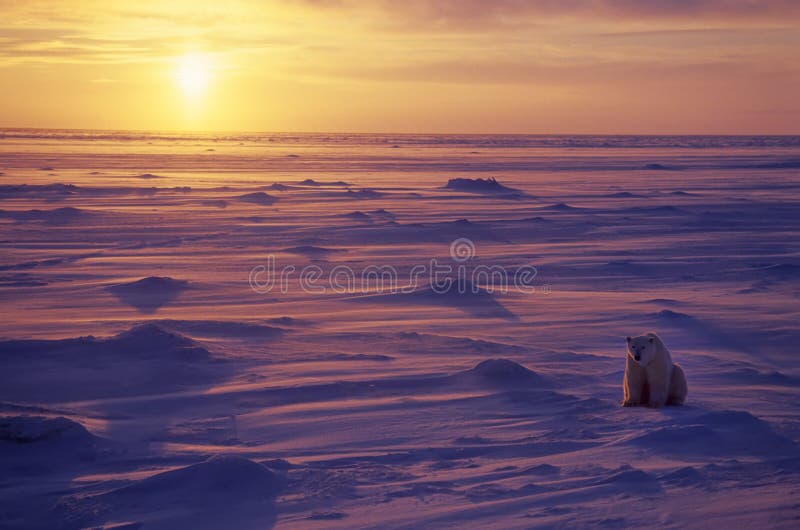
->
<box><xmin>0</xmin><ymin>0</ymin><xmax>797</xmax><ymax>132</ymax></box>
<box><xmin>295</xmin><ymin>0</ymin><xmax>800</xmax><ymax>30</ymax></box>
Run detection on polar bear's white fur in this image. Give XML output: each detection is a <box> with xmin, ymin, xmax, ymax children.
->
<box><xmin>622</xmin><ymin>332</ymin><xmax>687</xmax><ymax>408</ymax></box>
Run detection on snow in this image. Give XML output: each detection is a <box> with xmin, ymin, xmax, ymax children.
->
<box><xmin>104</xmin><ymin>455</ymin><xmax>285</xmax><ymax>505</ymax></box>
<box><xmin>235</xmin><ymin>192</ymin><xmax>279</xmax><ymax>205</ymax></box>
<box><xmin>107</xmin><ymin>277</ymin><xmax>190</xmax><ymax>313</ymax></box>
<box><xmin>0</xmin><ymin>132</ymin><xmax>799</xmax><ymax>528</ymax></box>
<box><xmin>444</xmin><ymin>177</ymin><xmax>523</xmax><ymax>197</ymax></box>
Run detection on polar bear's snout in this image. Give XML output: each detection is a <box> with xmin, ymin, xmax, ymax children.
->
<box><xmin>626</xmin><ymin>335</ymin><xmax>655</xmax><ymax>364</ymax></box>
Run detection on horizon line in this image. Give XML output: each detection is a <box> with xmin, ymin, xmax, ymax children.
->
<box><xmin>1</xmin><ymin>126</ymin><xmax>799</xmax><ymax>137</ymax></box>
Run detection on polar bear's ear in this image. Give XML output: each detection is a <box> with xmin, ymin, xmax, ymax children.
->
<box><xmin>626</xmin><ymin>336</ymin><xmax>631</xmax><ymax>342</ymax></box>
<box><xmin>648</xmin><ymin>337</ymin><xmax>654</xmax><ymax>343</ymax></box>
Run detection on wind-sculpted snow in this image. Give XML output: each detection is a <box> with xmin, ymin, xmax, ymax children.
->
<box><xmin>623</xmin><ymin>410</ymin><xmax>798</xmax><ymax>458</ymax></box>
<box><xmin>0</xmin><ymin>132</ymin><xmax>798</xmax><ymax>528</ymax></box>
<box><xmin>350</xmin><ymin>280</ymin><xmax>518</xmax><ymax>320</ymax></box>
<box><xmin>0</xmin><ymin>324</ymin><xmax>225</xmax><ymax>402</ymax></box>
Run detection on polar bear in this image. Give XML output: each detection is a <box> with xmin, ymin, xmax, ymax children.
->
<box><xmin>622</xmin><ymin>332</ymin><xmax>687</xmax><ymax>408</ymax></box>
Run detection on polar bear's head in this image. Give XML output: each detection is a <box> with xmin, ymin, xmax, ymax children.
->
<box><xmin>626</xmin><ymin>334</ymin><xmax>658</xmax><ymax>366</ymax></box>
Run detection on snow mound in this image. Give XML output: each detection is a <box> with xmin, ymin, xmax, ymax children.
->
<box><xmin>659</xmin><ymin>466</ymin><xmax>708</xmax><ymax>488</ymax></box>
<box><xmin>340</xmin><ymin>211</ymin><xmax>372</xmax><ymax>221</ymax></box>
<box><xmin>113</xmin><ymin>276</ymin><xmax>188</xmax><ymax>292</ymax></box>
<box><xmin>282</xmin><ymin>245</ymin><xmax>346</xmax><ymax>257</ymax></box>
<box><xmin>0</xmin><ymin>416</ymin><xmax>100</xmax><ymax>466</ymax></box>
<box><xmin>626</xmin><ymin>410</ymin><xmax>796</xmax><ymax>457</ymax></box>
<box><xmin>296</xmin><ymin>179</ymin><xmax>349</xmax><ymax>187</ymax></box>
<box><xmin>465</xmin><ymin>359</ymin><xmax>542</xmax><ymax>385</ymax></box>
<box><xmin>0</xmin><ymin>416</ymin><xmax>96</xmax><ymax>446</ymax></box>
<box><xmin>636</xmin><ymin>298</ymin><xmax>684</xmax><ymax>306</ymax></box>
<box><xmin>107</xmin><ymin>276</ymin><xmax>189</xmax><ymax>313</ymax></box>
<box><xmin>0</xmin><ymin>183</ymin><xmax>78</xmax><ymax>198</ymax></box>
<box><xmin>652</xmin><ymin>309</ymin><xmax>694</xmax><ymax>321</ymax></box>
<box><xmin>107</xmin><ymin>455</ymin><xmax>285</xmax><ymax>506</ymax></box>
<box><xmin>419</xmin><ymin>280</ymin><xmax>516</xmax><ymax>317</ymax></box>
<box><xmin>346</xmin><ymin>188</ymin><xmax>383</xmax><ymax>199</ymax></box>
<box><xmin>353</xmin><ymin>280</ymin><xmax>516</xmax><ymax>319</ymax></box>
<box><xmin>371</xmin><ymin>208</ymin><xmax>396</xmax><ymax>220</ymax></box>
<box><xmin>235</xmin><ymin>192</ymin><xmax>278</xmax><ymax>205</ymax></box>
<box><xmin>267</xmin><ymin>316</ymin><xmax>306</xmax><ymax>327</ymax></box>
<box><xmin>297</xmin><ymin>179</ymin><xmax>319</xmax><ymax>186</ymax></box>
<box><xmin>718</xmin><ymin>367</ymin><xmax>797</xmax><ymax>386</ymax></box>
<box><xmin>603</xmin><ymin>191</ymin><xmax>644</xmax><ymax>198</ymax></box>
<box><xmin>0</xmin><ymin>207</ymin><xmax>88</xmax><ymax>224</ymax></box>
<box><xmin>0</xmin><ymin>324</ymin><xmax>220</xmax><ymax>402</ymax></box>
<box><xmin>545</xmin><ymin>202</ymin><xmax>579</xmax><ymax>211</ymax></box>
<box><xmin>643</xmin><ymin>163</ymin><xmax>676</xmax><ymax>170</ymax></box>
<box><xmin>108</xmin><ymin>323</ymin><xmax>208</xmax><ymax>357</ymax></box>
<box><xmin>444</xmin><ymin>177</ymin><xmax>520</xmax><ymax>195</ymax></box>
<box><xmin>155</xmin><ymin>319</ymin><xmax>285</xmax><ymax>339</ymax></box>
<box><xmin>597</xmin><ymin>466</ymin><xmax>662</xmax><ymax>493</ymax></box>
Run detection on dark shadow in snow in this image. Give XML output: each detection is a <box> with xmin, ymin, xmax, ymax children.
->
<box><xmin>281</xmin><ymin>246</ymin><xmax>347</xmax><ymax>258</ymax></box>
<box><xmin>349</xmin><ymin>279</ymin><xmax>517</xmax><ymax>320</ymax></box>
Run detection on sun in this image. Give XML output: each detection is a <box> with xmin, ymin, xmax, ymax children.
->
<box><xmin>175</xmin><ymin>53</ymin><xmax>212</xmax><ymax>98</ymax></box>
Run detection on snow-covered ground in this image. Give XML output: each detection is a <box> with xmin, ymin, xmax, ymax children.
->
<box><xmin>1</xmin><ymin>132</ymin><xmax>799</xmax><ymax>528</ymax></box>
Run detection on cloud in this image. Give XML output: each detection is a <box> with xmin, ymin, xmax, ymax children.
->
<box><xmin>3</xmin><ymin>1</ymin><xmax>798</xmax><ymax>68</ymax></box>
<box><xmin>298</xmin><ymin>0</ymin><xmax>800</xmax><ymax>27</ymax></box>
<box><xmin>299</xmin><ymin>54</ymin><xmax>790</xmax><ymax>87</ymax></box>
<box><xmin>295</xmin><ymin>0</ymin><xmax>800</xmax><ymax>32</ymax></box>
<box><xmin>1</xmin><ymin>0</ymin><xmax>798</xmax><ymax>113</ymax></box>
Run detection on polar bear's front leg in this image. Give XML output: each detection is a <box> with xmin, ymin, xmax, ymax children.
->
<box><xmin>645</xmin><ymin>361</ymin><xmax>671</xmax><ymax>408</ymax></box>
<box><xmin>622</xmin><ymin>355</ymin><xmax>645</xmax><ymax>406</ymax></box>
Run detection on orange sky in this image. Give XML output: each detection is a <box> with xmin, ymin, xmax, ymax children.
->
<box><xmin>1</xmin><ymin>0</ymin><xmax>799</xmax><ymax>133</ymax></box>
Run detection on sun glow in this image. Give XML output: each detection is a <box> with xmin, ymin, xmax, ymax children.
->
<box><xmin>175</xmin><ymin>53</ymin><xmax>212</xmax><ymax>98</ymax></box>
